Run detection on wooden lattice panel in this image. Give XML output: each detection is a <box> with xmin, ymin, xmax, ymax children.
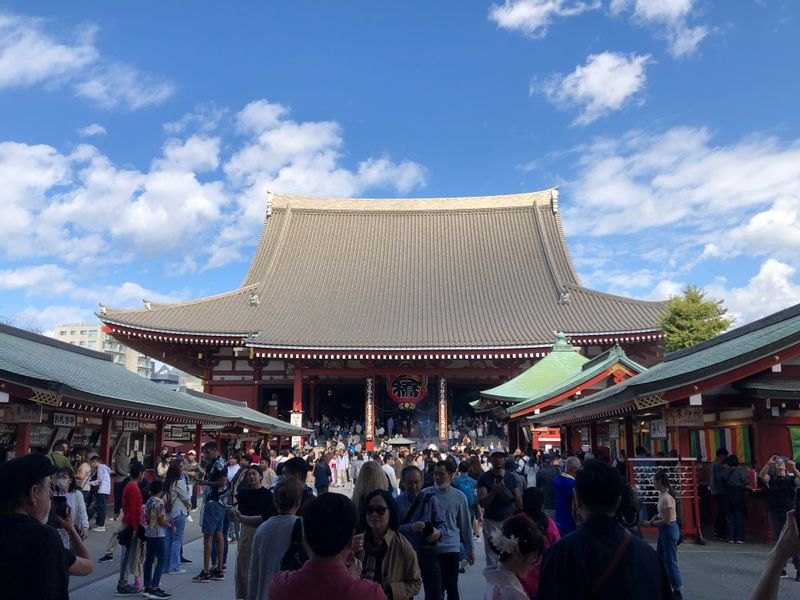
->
<box><xmin>29</xmin><ymin>389</ymin><xmax>63</xmax><ymax>407</ymax></box>
<box><xmin>634</xmin><ymin>392</ymin><xmax>666</xmax><ymax>410</ymax></box>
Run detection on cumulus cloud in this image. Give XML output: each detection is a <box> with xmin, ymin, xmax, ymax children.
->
<box><xmin>488</xmin><ymin>0</ymin><xmax>600</xmax><ymax>38</ymax></box>
<box><xmin>0</xmin><ymin>10</ymin><xmax>173</xmax><ymax>110</ymax></box>
<box><xmin>610</xmin><ymin>0</ymin><xmax>709</xmax><ymax>58</ymax></box>
<box><xmin>11</xmin><ymin>303</ymin><xmax>97</xmax><ymax>334</ymax></box>
<box><xmin>77</xmin><ymin>123</ymin><xmax>107</xmax><ymax>137</ymax></box>
<box><xmin>705</xmin><ymin>259</ymin><xmax>800</xmax><ymax>324</ymax></box>
<box><xmin>0</xmin><ymin>264</ymin><xmax>73</xmax><ymax>295</ymax></box>
<box><xmin>535</xmin><ymin>52</ymin><xmax>650</xmax><ymax>125</ymax></box>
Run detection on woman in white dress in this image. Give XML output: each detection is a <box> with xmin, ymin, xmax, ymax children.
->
<box><xmin>53</xmin><ymin>467</ymin><xmax>89</xmax><ymax>548</ymax></box>
<box><xmin>483</xmin><ymin>514</ymin><xmax>544</xmax><ymax>600</ymax></box>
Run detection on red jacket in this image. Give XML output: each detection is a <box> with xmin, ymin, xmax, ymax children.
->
<box><xmin>121</xmin><ymin>480</ymin><xmax>143</xmax><ymax>528</ymax></box>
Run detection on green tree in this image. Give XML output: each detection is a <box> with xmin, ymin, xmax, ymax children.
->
<box><xmin>659</xmin><ymin>285</ymin><xmax>734</xmax><ymax>352</ymax></box>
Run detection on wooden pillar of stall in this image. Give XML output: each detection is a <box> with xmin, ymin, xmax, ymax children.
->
<box><xmin>154</xmin><ymin>420</ymin><xmax>165</xmax><ymax>461</ymax></box>
<box><xmin>588</xmin><ymin>422</ymin><xmax>598</xmax><ymax>451</ymax></box>
<box><xmin>624</xmin><ymin>415</ymin><xmax>635</xmax><ymax>456</ymax></box>
<box><xmin>195</xmin><ymin>424</ymin><xmax>203</xmax><ymax>457</ymax></box>
<box><xmin>15</xmin><ymin>422</ymin><xmax>31</xmax><ymax>457</ymax></box>
<box><xmin>99</xmin><ymin>414</ymin><xmax>112</xmax><ymax>465</ymax></box>
<box><xmin>309</xmin><ymin>379</ymin><xmax>317</xmax><ymax>422</ymax></box>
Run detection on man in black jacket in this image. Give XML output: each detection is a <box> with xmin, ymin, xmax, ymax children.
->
<box><xmin>535</xmin><ymin>454</ymin><xmax>560</xmax><ymax>517</ymax></box>
<box><xmin>538</xmin><ymin>460</ymin><xmax>674</xmax><ymax>600</ymax></box>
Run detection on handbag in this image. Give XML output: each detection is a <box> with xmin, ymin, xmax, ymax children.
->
<box><xmin>117</xmin><ymin>524</ymin><xmax>134</xmax><ymax>547</ymax></box>
<box><xmin>279</xmin><ymin>518</ymin><xmax>309</xmax><ymax>571</ymax></box>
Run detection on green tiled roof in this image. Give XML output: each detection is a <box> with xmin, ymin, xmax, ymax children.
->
<box><xmin>0</xmin><ymin>324</ymin><xmax>308</xmax><ymax>435</ymax></box>
<box><xmin>508</xmin><ymin>344</ymin><xmax>646</xmax><ymax>416</ymax></box>
<box><xmin>479</xmin><ymin>333</ymin><xmax>588</xmax><ymax>403</ymax></box>
<box><xmin>533</xmin><ymin>302</ymin><xmax>800</xmax><ymax>426</ymax></box>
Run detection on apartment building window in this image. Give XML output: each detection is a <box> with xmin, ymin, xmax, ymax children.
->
<box><xmin>80</xmin><ymin>330</ymin><xmax>86</xmax><ymax>335</ymax></box>
<box><xmin>70</xmin><ymin>330</ymin><xmax>76</xmax><ymax>335</ymax></box>
<box><xmin>88</xmin><ymin>330</ymin><xmax>97</xmax><ymax>338</ymax></box>
<box><xmin>79</xmin><ymin>341</ymin><xmax>86</xmax><ymax>346</ymax></box>
<box><xmin>59</xmin><ymin>331</ymin><xmax>66</xmax><ymax>336</ymax></box>
<box><xmin>87</xmin><ymin>340</ymin><xmax>96</xmax><ymax>349</ymax></box>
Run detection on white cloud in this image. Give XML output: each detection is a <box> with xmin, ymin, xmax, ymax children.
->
<box><xmin>705</xmin><ymin>259</ymin><xmax>800</xmax><ymax>325</ymax></box>
<box><xmin>77</xmin><ymin>123</ymin><xmax>107</xmax><ymax>137</ymax></box>
<box><xmin>0</xmin><ymin>12</ymin><xmax>97</xmax><ymax>89</ymax></box>
<box><xmin>74</xmin><ymin>62</ymin><xmax>175</xmax><ymax>110</ymax></box>
<box><xmin>536</xmin><ymin>52</ymin><xmax>650</xmax><ymax>125</ymax></box>
<box><xmin>723</xmin><ymin>197</ymin><xmax>800</xmax><ymax>261</ymax></box>
<box><xmin>563</xmin><ymin>127</ymin><xmax>800</xmax><ymax>239</ymax></box>
<box><xmin>489</xmin><ymin>0</ymin><xmax>600</xmax><ymax>38</ymax></box>
<box><xmin>12</xmin><ymin>303</ymin><xmax>97</xmax><ymax>333</ymax></box>
<box><xmin>647</xmin><ymin>279</ymin><xmax>684</xmax><ymax>301</ymax></box>
<box><xmin>0</xmin><ymin>264</ymin><xmax>73</xmax><ymax>295</ymax></box>
<box><xmin>610</xmin><ymin>0</ymin><xmax>709</xmax><ymax>58</ymax></box>
<box><xmin>74</xmin><ymin>281</ymin><xmax>183</xmax><ymax>309</ymax></box>
<box><xmin>0</xmin><ymin>10</ymin><xmax>172</xmax><ymax>110</ymax></box>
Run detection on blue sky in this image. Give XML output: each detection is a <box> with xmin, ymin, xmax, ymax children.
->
<box><xmin>1</xmin><ymin>1</ymin><xmax>798</xmax><ymax>333</ymax></box>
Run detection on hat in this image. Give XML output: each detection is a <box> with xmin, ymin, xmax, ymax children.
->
<box><xmin>0</xmin><ymin>454</ymin><xmax>58</xmax><ymax>503</ymax></box>
<box><xmin>490</xmin><ymin>448</ymin><xmax>508</xmax><ymax>457</ymax></box>
<box><xmin>187</xmin><ymin>450</ymin><xmax>196</xmax><ymax>455</ymax></box>
<box><xmin>87</xmin><ymin>452</ymin><xmax>100</xmax><ymax>461</ymax></box>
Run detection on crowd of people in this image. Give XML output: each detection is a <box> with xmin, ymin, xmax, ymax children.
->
<box><xmin>0</xmin><ymin>433</ymin><xmax>799</xmax><ymax>600</ymax></box>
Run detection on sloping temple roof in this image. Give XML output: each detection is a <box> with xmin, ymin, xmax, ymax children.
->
<box><xmin>100</xmin><ymin>189</ymin><xmax>665</xmax><ymax>351</ymax></box>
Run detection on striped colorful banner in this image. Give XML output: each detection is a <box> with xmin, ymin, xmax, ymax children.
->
<box><xmin>650</xmin><ymin>438</ymin><xmax>667</xmax><ymax>456</ymax></box>
<box><xmin>668</xmin><ymin>431</ymin><xmax>679</xmax><ymax>454</ymax></box>
<box><xmin>689</xmin><ymin>426</ymin><xmax>752</xmax><ymax>463</ymax></box>
<box><xmin>790</xmin><ymin>427</ymin><xmax>800</xmax><ymax>462</ymax></box>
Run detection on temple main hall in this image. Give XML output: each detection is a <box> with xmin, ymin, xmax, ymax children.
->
<box><xmin>99</xmin><ymin>188</ymin><xmax>666</xmax><ymax>450</ymax></box>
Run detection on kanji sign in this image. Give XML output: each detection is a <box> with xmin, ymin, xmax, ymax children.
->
<box><xmin>387</xmin><ymin>374</ymin><xmax>428</xmax><ymax>404</ymax></box>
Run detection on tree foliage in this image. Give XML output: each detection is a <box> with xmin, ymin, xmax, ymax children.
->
<box><xmin>659</xmin><ymin>285</ymin><xmax>734</xmax><ymax>352</ymax></box>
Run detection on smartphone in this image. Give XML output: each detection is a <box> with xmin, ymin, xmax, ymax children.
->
<box><xmin>52</xmin><ymin>496</ymin><xmax>67</xmax><ymax>520</ymax></box>
<box><xmin>423</xmin><ymin>521</ymin><xmax>434</xmax><ymax>537</ymax></box>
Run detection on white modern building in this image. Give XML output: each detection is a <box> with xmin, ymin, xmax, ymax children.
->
<box><xmin>52</xmin><ymin>322</ymin><xmax>152</xmax><ymax>378</ymax></box>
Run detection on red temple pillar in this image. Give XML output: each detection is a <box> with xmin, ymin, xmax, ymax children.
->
<box><xmin>588</xmin><ymin>422</ymin><xmax>598</xmax><ymax>451</ymax></box>
<box><xmin>623</xmin><ymin>415</ymin><xmax>635</xmax><ymax>456</ymax></box>
<box><xmin>195</xmin><ymin>423</ymin><xmax>203</xmax><ymax>457</ymax></box>
<box><xmin>291</xmin><ymin>367</ymin><xmax>305</xmax><ymax>448</ymax></box>
<box><xmin>438</xmin><ymin>376</ymin><xmax>448</xmax><ymax>447</ymax></box>
<box><xmin>364</xmin><ymin>376</ymin><xmax>375</xmax><ymax>452</ymax></box>
<box><xmin>309</xmin><ymin>379</ymin><xmax>317</xmax><ymax>422</ymax></box>
<box><xmin>15</xmin><ymin>422</ymin><xmax>31</xmax><ymax>457</ymax></box>
<box><xmin>99</xmin><ymin>414</ymin><xmax>112</xmax><ymax>465</ymax></box>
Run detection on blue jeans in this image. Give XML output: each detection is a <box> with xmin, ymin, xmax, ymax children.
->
<box><xmin>165</xmin><ymin>513</ymin><xmax>187</xmax><ymax>572</ymax></box>
<box><xmin>210</xmin><ymin>511</ymin><xmax>230</xmax><ymax>566</ymax></box>
<box><xmin>656</xmin><ymin>522</ymin><xmax>682</xmax><ymax>591</ymax></box>
<box><xmin>95</xmin><ymin>493</ymin><xmax>108</xmax><ymax>526</ymax></box>
<box><xmin>726</xmin><ymin>509</ymin><xmax>745</xmax><ymax>542</ymax></box>
<box><xmin>144</xmin><ymin>536</ymin><xmax>166</xmax><ymax>589</ymax></box>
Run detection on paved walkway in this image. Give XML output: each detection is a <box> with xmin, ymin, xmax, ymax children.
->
<box><xmin>70</xmin><ymin>493</ymin><xmax>800</xmax><ymax>600</ymax></box>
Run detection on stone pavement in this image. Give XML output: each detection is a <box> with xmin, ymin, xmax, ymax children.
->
<box><xmin>70</xmin><ymin>492</ymin><xmax>800</xmax><ymax>600</ymax></box>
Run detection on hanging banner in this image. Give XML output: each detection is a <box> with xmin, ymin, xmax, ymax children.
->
<box><xmin>52</xmin><ymin>412</ymin><xmax>77</xmax><ymax>428</ymax></box>
<box><xmin>6</xmin><ymin>405</ymin><xmax>42</xmax><ymax>423</ymax></box>
<box><xmin>789</xmin><ymin>427</ymin><xmax>800</xmax><ymax>463</ymax></box>
<box><xmin>689</xmin><ymin>426</ymin><xmax>752</xmax><ymax>463</ymax></box>
<box><xmin>650</xmin><ymin>418</ymin><xmax>667</xmax><ymax>439</ymax></box>
<box><xmin>438</xmin><ymin>377</ymin><xmax>448</xmax><ymax>445</ymax></box>
<box><xmin>387</xmin><ymin>374</ymin><xmax>428</xmax><ymax>404</ymax></box>
<box><xmin>608</xmin><ymin>422</ymin><xmax>620</xmax><ymax>439</ymax></box>
<box><xmin>365</xmin><ymin>377</ymin><xmax>375</xmax><ymax>442</ymax></box>
<box><xmin>290</xmin><ymin>411</ymin><xmax>303</xmax><ymax>448</ymax></box>
<box><xmin>123</xmin><ymin>419</ymin><xmax>139</xmax><ymax>432</ymax></box>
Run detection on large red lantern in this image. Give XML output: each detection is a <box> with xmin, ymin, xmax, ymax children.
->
<box><xmin>387</xmin><ymin>374</ymin><xmax>428</xmax><ymax>407</ymax></box>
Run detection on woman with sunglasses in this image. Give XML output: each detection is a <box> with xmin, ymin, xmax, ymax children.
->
<box><xmin>357</xmin><ymin>489</ymin><xmax>421</xmax><ymax>600</ymax></box>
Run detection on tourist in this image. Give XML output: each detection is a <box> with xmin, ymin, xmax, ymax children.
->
<box><xmin>723</xmin><ymin>454</ymin><xmax>750</xmax><ymax>543</ymax></box>
<box><xmin>535</xmin><ymin>455</ymin><xmax>559</xmax><ymax>517</ymax></box>
<box><xmin>505</xmin><ymin>456</ymin><xmax>526</xmax><ymax>492</ymax></box>
<box><xmin>612</xmin><ymin>449</ymin><xmax>628</xmax><ymax>481</ymax></box>
<box><xmin>432</xmin><ymin>460</ymin><xmax>475</xmax><ymax>600</ymax></box>
<box><xmin>396</xmin><ymin>465</ymin><xmax>446</xmax><ymax>600</ymax></box>
<box><xmin>477</xmin><ymin>449</ymin><xmax>522</xmax><ymax>567</ymax></box>
<box><xmin>163</xmin><ymin>460</ymin><xmax>191</xmax><ymax>575</ymax></box>
<box><xmin>382</xmin><ymin>453</ymin><xmax>399</xmax><ymax>495</ymax></box>
<box><xmin>247</xmin><ymin>476</ymin><xmax>305</xmax><ymax>600</ymax></box>
<box><xmin>75</xmin><ymin>450</ymin><xmax>93</xmax><ymax>507</ymax></box>
<box><xmin>88</xmin><ymin>451</ymin><xmax>111</xmax><ymax>531</ymax></box>
<box><xmin>356</xmin><ymin>489</ymin><xmax>422</xmax><ymax>600</ymax></box>
<box><xmin>335</xmin><ymin>448</ymin><xmax>351</xmax><ymax>488</ymax></box>
<box><xmin>551</xmin><ymin>456</ymin><xmax>581</xmax><ymax>536</ymax></box>
<box><xmin>482</xmin><ymin>514</ymin><xmax>544</xmax><ymax>600</ymax></box>
<box><xmin>259</xmin><ymin>457</ymin><xmax>277</xmax><ymax>489</ymax></box>
<box><xmin>53</xmin><ymin>467</ymin><xmax>89</xmax><ymax>548</ymax></box>
<box><xmin>759</xmin><ymin>455</ymin><xmax>800</xmax><ymax>579</ymax></box>
<box><xmin>48</xmin><ymin>439</ymin><xmax>73</xmax><ymax>474</ymax></box>
<box><xmin>193</xmin><ymin>441</ymin><xmax>228</xmax><ymax>583</ymax></box>
<box><xmin>113</xmin><ymin>447</ymin><xmax>131</xmax><ymax>519</ymax></box>
<box><xmin>644</xmin><ymin>469</ymin><xmax>683</xmax><ymax>598</ymax></box>
<box><xmin>537</xmin><ymin>460</ymin><xmax>673</xmax><ymax>599</ymax></box>
<box><xmin>269</xmin><ymin>493</ymin><xmax>385</xmax><ymax>600</ymax></box>
<box><xmin>314</xmin><ymin>456</ymin><xmax>332</xmax><ymax>495</ymax></box>
<box><xmin>750</xmin><ymin>510</ymin><xmax>800</xmax><ymax>600</ymax></box>
<box><xmin>452</xmin><ymin>460</ymin><xmax>478</xmax><ymax>533</ymax></box>
<box><xmin>519</xmin><ymin>450</ymin><xmax>538</xmax><ymax>489</ymax></box>
<box><xmin>185</xmin><ymin>449</ymin><xmax>203</xmax><ymax>510</ymax></box>
<box><xmin>518</xmin><ymin>487</ymin><xmax>559</xmax><ymax>598</ymax></box>
<box><xmin>231</xmin><ymin>466</ymin><xmax>273</xmax><ymax>600</ymax></box>
<box><xmin>142</xmin><ymin>479</ymin><xmax>176</xmax><ymax>599</ymax></box>
<box><xmin>155</xmin><ymin>450</ymin><xmax>171</xmax><ymax>481</ymax></box>
<box><xmin>117</xmin><ymin>462</ymin><xmax>146</xmax><ymax>595</ymax></box>
<box><xmin>0</xmin><ymin>453</ymin><xmax>94</xmax><ymax>598</ymax></box>
<box><xmin>711</xmin><ymin>447</ymin><xmax>730</xmax><ymax>540</ymax></box>
<box><xmin>353</xmin><ymin>460</ymin><xmax>392</xmax><ymax>516</ymax></box>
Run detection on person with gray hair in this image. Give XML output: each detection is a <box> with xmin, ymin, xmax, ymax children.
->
<box><xmin>552</xmin><ymin>456</ymin><xmax>582</xmax><ymax>536</ymax></box>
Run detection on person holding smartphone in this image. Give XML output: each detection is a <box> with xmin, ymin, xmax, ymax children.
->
<box><xmin>477</xmin><ymin>449</ymin><xmax>523</xmax><ymax>567</ymax></box>
<box><xmin>52</xmin><ymin>467</ymin><xmax>89</xmax><ymax>548</ymax></box>
<box><xmin>759</xmin><ymin>455</ymin><xmax>800</xmax><ymax>580</ymax></box>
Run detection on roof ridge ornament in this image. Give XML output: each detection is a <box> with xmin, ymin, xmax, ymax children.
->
<box><xmin>249</xmin><ymin>291</ymin><xmax>260</xmax><ymax>307</ymax></box>
<box><xmin>550</xmin><ymin>188</ymin><xmax>559</xmax><ymax>214</ymax></box>
<box><xmin>266</xmin><ymin>190</ymin><xmax>274</xmax><ymax>218</ymax></box>
<box><xmin>143</xmin><ymin>300</ymin><xmax>152</xmax><ymax>311</ymax></box>
<box><xmin>559</xmin><ymin>290</ymin><xmax>571</xmax><ymax>304</ymax></box>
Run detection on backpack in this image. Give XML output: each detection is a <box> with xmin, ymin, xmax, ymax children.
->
<box><xmin>280</xmin><ymin>518</ymin><xmax>308</xmax><ymax>571</ymax></box>
<box><xmin>452</xmin><ymin>475</ymin><xmax>476</xmax><ymax>507</ymax></box>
